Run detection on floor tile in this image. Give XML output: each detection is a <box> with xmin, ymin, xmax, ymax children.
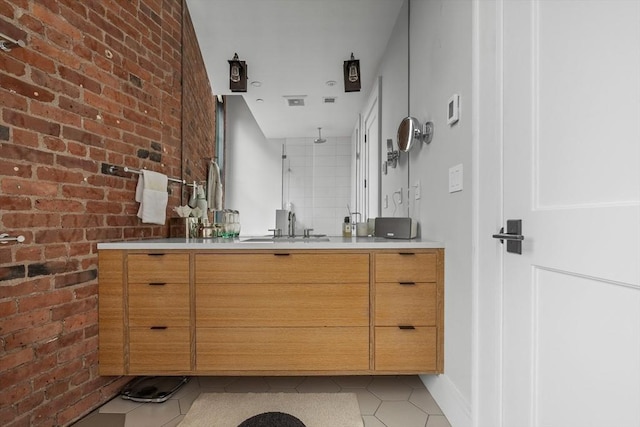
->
<box><xmin>72</xmin><ymin>412</ymin><xmax>126</xmax><ymax>427</ymax></box>
<box><xmin>74</xmin><ymin>375</ymin><xmax>451</xmax><ymax>427</ymax></box>
<box><xmin>426</xmin><ymin>414</ymin><xmax>452</xmax><ymax>427</ymax></box>
<box><xmin>98</xmin><ymin>397</ymin><xmax>143</xmax><ymax>414</ymax></box>
<box><xmin>224</xmin><ymin>377</ymin><xmax>270</xmax><ymax>392</ymax></box>
<box><xmin>368</xmin><ymin>376</ymin><xmax>414</xmax><ymax>400</ymax></box>
<box><xmin>332</xmin><ymin>375</ymin><xmax>374</xmax><ymax>388</ymax></box>
<box><xmin>264</xmin><ymin>376</ymin><xmax>306</xmax><ymax>389</ymax></box>
<box><xmin>376</xmin><ymin>400</ymin><xmax>429</xmax><ymax>427</ymax></box>
<box><xmin>409</xmin><ymin>387</ymin><xmax>444</xmax><ymax>415</ymax></box>
<box><xmin>124</xmin><ymin>400</ymin><xmax>181</xmax><ymax>427</ymax></box>
<box><xmin>343</xmin><ymin>388</ymin><xmax>381</xmax><ymax>415</ymax></box>
<box><xmin>362</xmin><ymin>415</ymin><xmax>387</xmax><ymax>427</ymax></box>
<box><xmin>296</xmin><ymin>376</ymin><xmax>341</xmax><ymax>393</ymax></box>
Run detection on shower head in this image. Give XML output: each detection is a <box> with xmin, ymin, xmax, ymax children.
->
<box><xmin>314</xmin><ymin>127</ymin><xmax>326</xmax><ymax>144</ymax></box>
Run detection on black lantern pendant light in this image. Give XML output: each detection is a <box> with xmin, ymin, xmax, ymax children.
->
<box><xmin>343</xmin><ymin>52</ymin><xmax>360</xmax><ymax>92</ymax></box>
<box><xmin>228</xmin><ymin>53</ymin><xmax>247</xmax><ymax>92</ymax></box>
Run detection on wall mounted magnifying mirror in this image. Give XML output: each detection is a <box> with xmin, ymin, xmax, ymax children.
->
<box><xmin>386</xmin><ymin>138</ymin><xmax>399</xmax><ymax>168</ymax></box>
<box><xmin>397</xmin><ymin>116</ymin><xmax>434</xmax><ymax>152</ymax></box>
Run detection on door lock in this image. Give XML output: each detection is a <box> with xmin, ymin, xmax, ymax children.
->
<box><xmin>493</xmin><ymin>219</ymin><xmax>524</xmax><ymax>254</ymax></box>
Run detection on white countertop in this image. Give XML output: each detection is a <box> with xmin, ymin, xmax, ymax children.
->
<box><xmin>97</xmin><ymin>236</ymin><xmax>444</xmax><ymax>250</ymax></box>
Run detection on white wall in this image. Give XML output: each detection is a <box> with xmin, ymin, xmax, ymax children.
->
<box><xmin>410</xmin><ymin>1</ymin><xmax>473</xmax><ymax>426</ymax></box>
<box><xmin>225</xmin><ymin>95</ymin><xmax>281</xmax><ymax>235</ymax></box>
<box><xmin>372</xmin><ymin>1</ymin><xmax>475</xmax><ymax>426</ymax></box>
<box><xmin>279</xmin><ymin>136</ymin><xmax>352</xmax><ymax>236</ymax></box>
<box><xmin>376</xmin><ymin>0</ymin><xmax>410</xmax><ymax>218</ymax></box>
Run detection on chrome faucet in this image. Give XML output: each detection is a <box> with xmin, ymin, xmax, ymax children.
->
<box><xmin>288</xmin><ymin>211</ymin><xmax>296</xmax><ymax>237</ymax></box>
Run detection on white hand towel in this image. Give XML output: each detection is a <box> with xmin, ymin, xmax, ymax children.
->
<box><xmin>206</xmin><ymin>160</ymin><xmax>223</xmax><ymax>211</ymax></box>
<box><xmin>136</xmin><ymin>170</ymin><xmax>168</xmax><ymax>225</ymax></box>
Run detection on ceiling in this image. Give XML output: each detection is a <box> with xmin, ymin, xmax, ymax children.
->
<box><xmin>185</xmin><ymin>0</ymin><xmax>405</xmax><ymax>139</ymax></box>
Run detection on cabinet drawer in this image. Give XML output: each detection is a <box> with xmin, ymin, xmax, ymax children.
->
<box><xmin>129</xmin><ymin>327</ymin><xmax>191</xmax><ymax>372</ymax></box>
<box><xmin>374</xmin><ymin>252</ymin><xmax>437</xmax><ymax>283</ymax></box>
<box><xmin>374</xmin><ymin>282</ymin><xmax>436</xmax><ymax>326</ymax></box>
<box><xmin>196</xmin><ymin>327</ymin><xmax>369</xmax><ymax>371</ymax></box>
<box><xmin>374</xmin><ymin>326</ymin><xmax>437</xmax><ymax>372</ymax></box>
<box><xmin>196</xmin><ymin>282</ymin><xmax>369</xmax><ymax>327</ymax></box>
<box><xmin>195</xmin><ymin>253</ymin><xmax>369</xmax><ymax>284</ymax></box>
<box><xmin>128</xmin><ymin>282</ymin><xmax>190</xmax><ymax>327</ymax></box>
<box><xmin>128</xmin><ymin>253</ymin><xmax>189</xmax><ymax>283</ymax></box>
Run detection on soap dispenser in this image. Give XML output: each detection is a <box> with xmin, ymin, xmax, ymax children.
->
<box><xmin>342</xmin><ymin>216</ymin><xmax>352</xmax><ymax>238</ymax></box>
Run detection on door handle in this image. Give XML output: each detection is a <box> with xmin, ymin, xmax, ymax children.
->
<box><xmin>492</xmin><ymin>219</ymin><xmax>524</xmax><ymax>254</ymax></box>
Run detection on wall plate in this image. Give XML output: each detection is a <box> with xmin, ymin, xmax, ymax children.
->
<box><xmin>447</xmin><ymin>94</ymin><xmax>460</xmax><ymax>126</ymax></box>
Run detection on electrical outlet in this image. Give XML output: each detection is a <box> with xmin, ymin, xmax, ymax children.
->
<box><xmin>415</xmin><ymin>181</ymin><xmax>421</xmax><ymax>200</ymax></box>
<box><xmin>397</xmin><ymin>188</ymin><xmax>403</xmax><ymax>205</ymax></box>
<box><xmin>384</xmin><ymin>195</ymin><xmax>389</xmax><ymax>209</ymax></box>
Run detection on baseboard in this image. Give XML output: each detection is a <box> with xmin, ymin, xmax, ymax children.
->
<box><xmin>421</xmin><ymin>374</ymin><xmax>472</xmax><ymax>427</ymax></box>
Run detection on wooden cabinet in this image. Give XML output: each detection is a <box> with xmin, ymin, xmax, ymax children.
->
<box><xmin>98</xmin><ymin>247</ymin><xmax>444</xmax><ymax>375</ymax></box>
<box><xmin>373</xmin><ymin>251</ymin><xmax>444</xmax><ymax>373</ymax></box>
<box><xmin>195</xmin><ymin>252</ymin><xmax>370</xmax><ymax>372</ymax></box>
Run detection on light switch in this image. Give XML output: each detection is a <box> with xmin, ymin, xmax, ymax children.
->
<box><xmin>449</xmin><ymin>164</ymin><xmax>463</xmax><ymax>193</ymax></box>
<box><xmin>415</xmin><ymin>180</ymin><xmax>421</xmax><ymax>200</ymax></box>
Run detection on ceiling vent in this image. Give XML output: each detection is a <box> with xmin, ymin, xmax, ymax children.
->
<box><xmin>323</xmin><ymin>97</ymin><xmax>337</xmax><ymax>104</ymax></box>
<box><xmin>283</xmin><ymin>95</ymin><xmax>307</xmax><ymax>107</ymax></box>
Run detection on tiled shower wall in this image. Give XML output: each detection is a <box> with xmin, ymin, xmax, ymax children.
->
<box><xmin>281</xmin><ymin>136</ymin><xmax>352</xmax><ymax>236</ymax></box>
<box><xmin>0</xmin><ymin>1</ymin><xmax>214</xmax><ymax>425</ymax></box>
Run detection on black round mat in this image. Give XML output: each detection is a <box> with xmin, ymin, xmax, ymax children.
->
<box><xmin>237</xmin><ymin>411</ymin><xmax>306</xmax><ymax>427</ymax></box>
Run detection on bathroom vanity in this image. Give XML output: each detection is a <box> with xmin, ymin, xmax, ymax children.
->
<box><xmin>97</xmin><ymin>237</ymin><xmax>444</xmax><ymax>376</ymax></box>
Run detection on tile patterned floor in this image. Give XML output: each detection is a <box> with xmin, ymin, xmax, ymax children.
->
<box><xmin>72</xmin><ymin>376</ymin><xmax>451</xmax><ymax>427</ymax></box>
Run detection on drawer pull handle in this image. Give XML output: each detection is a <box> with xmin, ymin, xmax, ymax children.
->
<box><xmin>399</xmin><ymin>282</ymin><xmax>416</xmax><ymax>286</ymax></box>
<box><xmin>398</xmin><ymin>325</ymin><xmax>416</xmax><ymax>330</ymax></box>
<box><xmin>274</xmin><ymin>253</ymin><xmax>290</xmax><ymax>256</ymax></box>
<box><xmin>398</xmin><ymin>252</ymin><xmax>415</xmax><ymax>256</ymax></box>
<box><xmin>150</xmin><ymin>326</ymin><xmax>168</xmax><ymax>330</ymax></box>
<box><xmin>148</xmin><ymin>253</ymin><xmax>165</xmax><ymax>257</ymax></box>
<box><xmin>148</xmin><ymin>282</ymin><xmax>166</xmax><ymax>286</ymax></box>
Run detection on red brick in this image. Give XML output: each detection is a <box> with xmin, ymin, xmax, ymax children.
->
<box><xmin>43</xmin><ymin>244</ymin><xmax>67</xmax><ymax>260</ymax></box>
<box><xmin>0</xmin><ymin>52</ymin><xmax>26</xmax><ymax>76</ymax></box>
<box><xmin>62</xmin><ymin>184</ymin><xmax>104</xmax><ymax>200</ymax></box>
<box><xmin>0</xmin><ymin>277</ymin><xmax>50</xmax><ymax>300</ymax></box>
<box><xmin>0</xmin><ymin>160</ymin><xmax>32</xmax><ymax>177</ymax></box>
<box><xmin>14</xmin><ymin>246</ymin><xmax>43</xmax><ymax>262</ymax></box>
<box><xmin>85</xmin><ymin>200</ymin><xmax>122</xmax><ymax>214</ymax></box>
<box><xmin>42</xmin><ymin>135</ymin><xmax>67</xmax><ymax>152</ymax></box>
<box><xmin>35</xmin><ymin>229</ymin><xmax>84</xmax><ymax>244</ymax></box>
<box><xmin>4</xmin><ymin>321</ymin><xmax>63</xmax><ymax>350</ymax></box>
<box><xmin>3</xmin><ymin>109</ymin><xmax>60</xmax><ymax>136</ymax></box>
<box><xmin>0</xmin><ymin>347</ymin><xmax>34</xmax><ymax>372</ymax></box>
<box><xmin>61</xmin><ymin>213</ymin><xmax>103</xmax><ymax>228</ymax></box>
<box><xmin>30</xmin><ymin>102</ymin><xmax>82</xmax><ymax>128</ymax></box>
<box><xmin>1</xmin><ymin>143</ymin><xmax>55</xmax><ymax>164</ymax></box>
<box><xmin>0</xmin><ymin>86</ymin><xmax>28</xmax><ymax>110</ymax></box>
<box><xmin>1</xmin><ymin>178</ymin><xmax>58</xmax><ymax>197</ymax></box>
<box><xmin>30</xmin><ymin>68</ymin><xmax>81</xmax><ymax>100</ymax></box>
<box><xmin>55</xmin><ymin>154</ymin><xmax>99</xmax><ymax>173</ymax></box>
<box><xmin>0</xmin><ymin>195</ymin><xmax>32</xmax><ymax>210</ymax></box>
<box><xmin>18</xmin><ymin>289</ymin><xmax>73</xmax><ymax>313</ymax></box>
<box><xmin>36</xmin><ymin>166</ymin><xmax>85</xmax><ymax>184</ymax></box>
<box><xmin>2</xmin><ymin>212</ymin><xmax>61</xmax><ymax>228</ymax></box>
<box><xmin>35</xmin><ymin>199</ymin><xmax>83</xmax><ymax>213</ymax></box>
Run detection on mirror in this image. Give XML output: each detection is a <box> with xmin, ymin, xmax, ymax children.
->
<box><xmin>182</xmin><ymin>1</ymin><xmax>410</xmax><ymax>234</ymax></box>
<box><xmin>397</xmin><ymin>116</ymin><xmax>434</xmax><ymax>152</ymax></box>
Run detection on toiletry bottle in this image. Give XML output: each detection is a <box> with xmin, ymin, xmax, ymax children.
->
<box><xmin>342</xmin><ymin>216</ymin><xmax>352</xmax><ymax>238</ymax></box>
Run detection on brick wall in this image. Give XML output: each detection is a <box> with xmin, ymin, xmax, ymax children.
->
<box><xmin>0</xmin><ymin>1</ymin><xmax>215</xmax><ymax>425</ymax></box>
<box><xmin>181</xmin><ymin>6</ymin><xmax>216</xmax><ymax>193</ymax></box>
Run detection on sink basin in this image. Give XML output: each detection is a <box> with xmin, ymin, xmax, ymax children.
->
<box><xmin>240</xmin><ymin>236</ymin><xmax>330</xmax><ymax>243</ymax></box>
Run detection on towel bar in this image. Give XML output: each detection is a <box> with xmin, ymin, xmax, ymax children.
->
<box><xmin>107</xmin><ymin>165</ymin><xmax>185</xmax><ymax>184</ymax></box>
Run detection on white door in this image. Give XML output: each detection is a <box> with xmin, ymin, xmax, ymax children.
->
<box><xmin>500</xmin><ymin>1</ymin><xmax>640</xmax><ymax>426</ymax></box>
